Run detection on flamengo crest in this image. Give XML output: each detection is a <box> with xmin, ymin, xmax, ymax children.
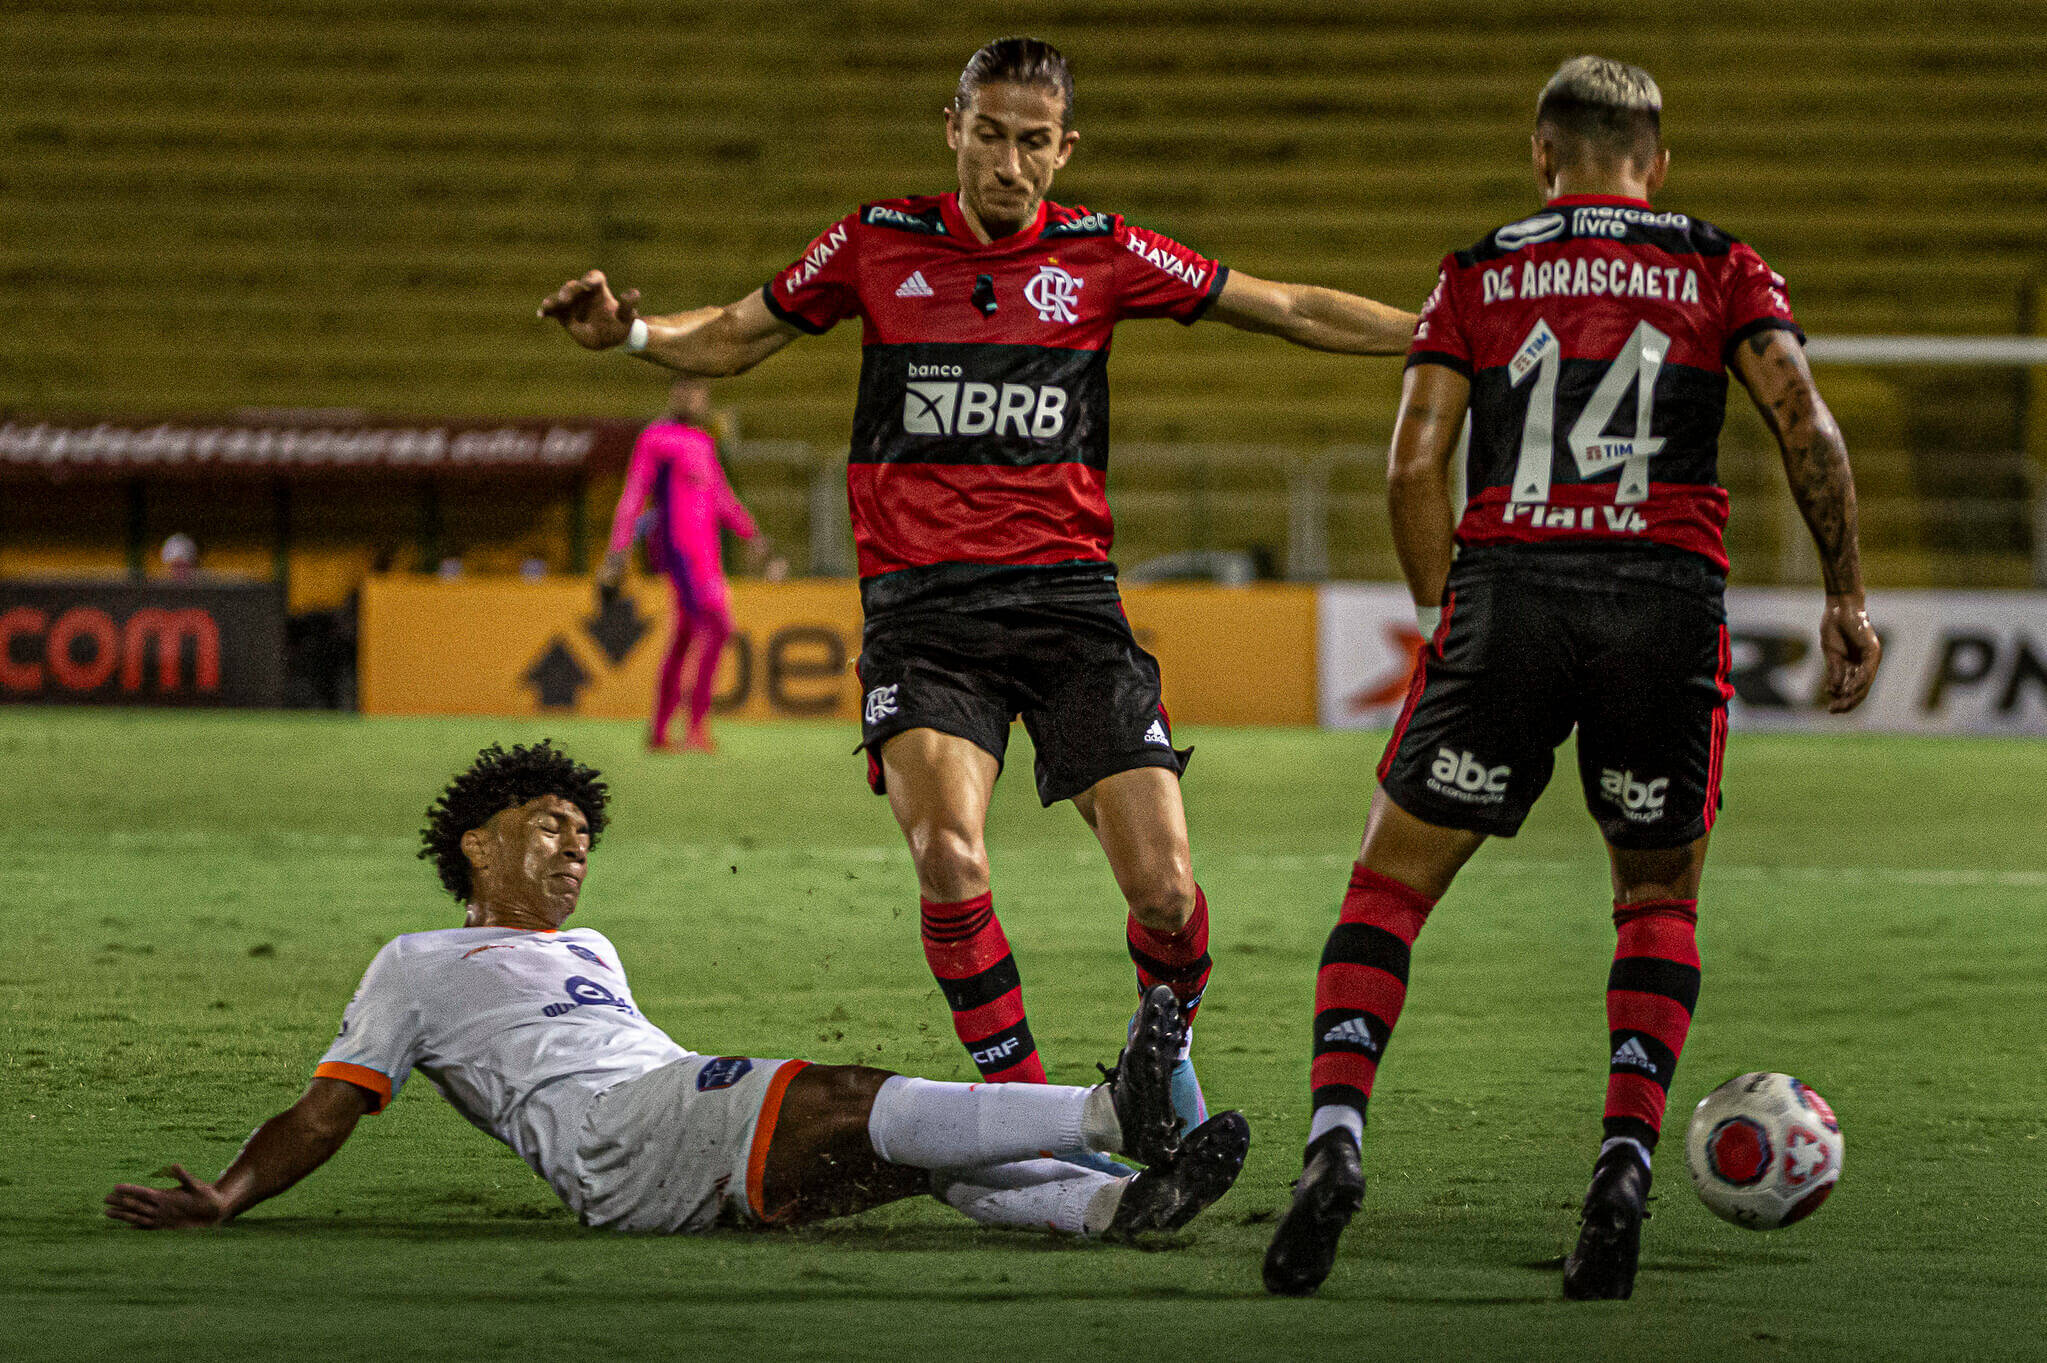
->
<box><xmin>1024</xmin><ymin>265</ymin><xmax>1083</xmax><ymax>324</ymax></box>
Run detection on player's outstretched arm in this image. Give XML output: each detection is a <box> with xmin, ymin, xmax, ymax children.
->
<box><xmin>1387</xmin><ymin>363</ymin><xmax>1471</xmax><ymax>627</ymax></box>
<box><xmin>103</xmin><ymin>1077</ymin><xmax>373</xmax><ymax>1229</ymax></box>
<box><xmin>1204</xmin><ymin>271</ymin><xmax>1418</xmax><ymax>355</ymax></box>
<box><xmin>1731</xmin><ymin>329</ymin><xmax>1882</xmax><ymax>712</ymax></box>
<box><xmin>537</xmin><ymin>271</ymin><xmax>802</xmax><ymax>377</ymax></box>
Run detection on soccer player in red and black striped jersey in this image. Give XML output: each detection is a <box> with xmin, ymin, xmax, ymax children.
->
<box><xmin>1263</xmin><ymin>57</ymin><xmax>1882</xmax><ymax>1300</ymax></box>
<box><xmin>542</xmin><ymin>38</ymin><xmax>1414</xmax><ymax>1149</ymax></box>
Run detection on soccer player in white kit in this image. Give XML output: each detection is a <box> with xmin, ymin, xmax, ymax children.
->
<box><xmin>104</xmin><ymin>741</ymin><xmax>1250</xmax><ymax>1239</ymax></box>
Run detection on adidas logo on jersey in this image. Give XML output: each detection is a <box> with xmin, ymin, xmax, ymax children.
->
<box><xmin>895</xmin><ymin>270</ymin><xmax>934</xmax><ymax>298</ymax></box>
<box><xmin>1143</xmin><ymin>719</ymin><xmax>1169</xmax><ymax>747</ymax></box>
<box><xmin>1321</xmin><ymin>1015</ymin><xmax>1380</xmax><ymax>1055</ymax></box>
<box><xmin>1611</xmin><ymin>1036</ymin><xmax>1657</xmax><ymax>1073</ymax></box>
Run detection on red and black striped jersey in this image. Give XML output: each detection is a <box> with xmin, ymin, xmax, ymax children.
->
<box><xmin>1409</xmin><ymin>194</ymin><xmax>1802</xmax><ymax>573</ymax></box>
<box><xmin>762</xmin><ymin>192</ymin><xmax>1228</xmax><ymax>613</ymax></box>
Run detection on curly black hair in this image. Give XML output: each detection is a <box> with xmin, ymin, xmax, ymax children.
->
<box><xmin>418</xmin><ymin>740</ymin><xmax>609</xmax><ymax>901</ymax></box>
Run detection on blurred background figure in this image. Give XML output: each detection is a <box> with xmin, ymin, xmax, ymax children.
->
<box><xmin>160</xmin><ymin>533</ymin><xmax>198</xmax><ymax>583</ymax></box>
<box><xmin>599</xmin><ymin>378</ymin><xmax>778</xmax><ymax>753</ymax></box>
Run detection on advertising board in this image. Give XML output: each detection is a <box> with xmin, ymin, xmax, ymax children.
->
<box><xmin>359</xmin><ymin>578</ymin><xmax>1318</xmax><ymax>726</ymax></box>
<box><xmin>1319</xmin><ymin>584</ymin><xmax>2047</xmax><ymax>734</ymax></box>
<box><xmin>0</xmin><ymin>581</ymin><xmax>286</xmax><ymax>707</ymax></box>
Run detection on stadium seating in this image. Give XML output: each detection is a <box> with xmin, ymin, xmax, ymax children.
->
<box><xmin>4</xmin><ymin>1</ymin><xmax>2042</xmax><ymax>589</ymax></box>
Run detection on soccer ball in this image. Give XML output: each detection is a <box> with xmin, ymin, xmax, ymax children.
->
<box><xmin>1685</xmin><ymin>1072</ymin><xmax>1842</xmax><ymax>1230</ymax></box>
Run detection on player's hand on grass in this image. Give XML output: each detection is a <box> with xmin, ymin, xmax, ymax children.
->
<box><xmin>538</xmin><ymin>270</ymin><xmax>640</xmax><ymax>350</ymax></box>
<box><xmin>1819</xmin><ymin>594</ymin><xmax>1881</xmax><ymax>713</ymax></box>
<box><xmin>104</xmin><ymin>1165</ymin><xmax>232</xmax><ymax>1230</ymax></box>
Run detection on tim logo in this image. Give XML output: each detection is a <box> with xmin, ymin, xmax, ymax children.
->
<box><xmin>903</xmin><ymin>382</ymin><xmax>1068</xmax><ymax>438</ymax></box>
<box><xmin>1023</xmin><ymin>265</ymin><xmax>1082</xmax><ymax>324</ymax></box>
<box><xmin>864</xmin><ymin>683</ymin><xmax>898</xmax><ymax>723</ymax></box>
<box><xmin>695</xmin><ymin>1057</ymin><xmax>755</xmax><ymax>1091</ymax></box>
<box><xmin>541</xmin><ymin>975</ymin><xmax>637</xmax><ymax>1018</ymax></box>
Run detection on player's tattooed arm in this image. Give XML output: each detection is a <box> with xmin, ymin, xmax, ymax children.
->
<box><xmin>1732</xmin><ymin>329</ymin><xmax>1882</xmax><ymax>712</ymax></box>
<box><xmin>538</xmin><ymin>272</ymin><xmax>801</xmax><ymax>376</ymax></box>
<box><xmin>1207</xmin><ymin>272</ymin><xmax>1418</xmax><ymax>355</ymax></box>
<box><xmin>104</xmin><ymin>1077</ymin><xmax>373</xmax><ymax>1229</ymax></box>
<box><xmin>1387</xmin><ymin>363</ymin><xmax>1471</xmax><ymax>610</ymax></box>
<box><xmin>1735</xmin><ymin>330</ymin><xmax>1863</xmax><ymax>595</ymax></box>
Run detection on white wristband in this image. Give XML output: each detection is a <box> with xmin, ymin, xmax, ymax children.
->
<box><xmin>1416</xmin><ymin>604</ymin><xmax>1442</xmax><ymax>640</ymax></box>
<box><xmin>624</xmin><ymin>318</ymin><xmax>649</xmax><ymax>354</ymax></box>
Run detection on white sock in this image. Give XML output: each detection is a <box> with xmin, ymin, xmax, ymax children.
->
<box><xmin>1601</xmin><ymin>1136</ymin><xmax>1652</xmax><ymax>1174</ymax></box>
<box><xmin>1307</xmin><ymin>1104</ymin><xmax>1364</xmax><ymax>1148</ymax></box>
<box><xmin>866</xmin><ymin>1075</ymin><xmax>1091</xmax><ymax>1168</ymax></box>
<box><xmin>933</xmin><ymin>1159</ymin><xmax>1123</xmax><ymax>1236</ymax></box>
<box><xmin>1084</xmin><ymin>1178</ymin><xmax>1127</xmax><ymax>1236</ymax></box>
<box><xmin>1080</xmin><ymin>1084</ymin><xmax>1121</xmax><ymax>1152</ymax></box>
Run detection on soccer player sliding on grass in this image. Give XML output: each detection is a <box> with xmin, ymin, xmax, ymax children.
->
<box><xmin>1262</xmin><ymin>58</ymin><xmax>1881</xmax><ymax>1300</ymax></box>
<box><xmin>539</xmin><ymin>37</ymin><xmax>1414</xmax><ymax>1148</ymax></box>
<box><xmin>105</xmin><ymin>741</ymin><xmax>1248</xmax><ymax>1240</ymax></box>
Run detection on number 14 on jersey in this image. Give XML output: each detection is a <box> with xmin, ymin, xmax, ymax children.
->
<box><xmin>1507</xmin><ymin>318</ymin><xmax>1670</xmax><ymax>508</ymax></box>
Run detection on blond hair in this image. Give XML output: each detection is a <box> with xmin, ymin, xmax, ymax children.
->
<box><xmin>1539</xmin><ymin>56</ymin><xmax>1661</xmax><ymax>116</ymax></box>
<box><xmin>1536</xmin><ymin>56</ymin><xmax>1662</xmax><ymax>164</ymax></box>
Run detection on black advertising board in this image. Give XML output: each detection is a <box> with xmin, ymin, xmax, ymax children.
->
<box><xmin>0</xmin><ymin>582</ymin><xmax>286</xmax><ymax>707</ymax></box>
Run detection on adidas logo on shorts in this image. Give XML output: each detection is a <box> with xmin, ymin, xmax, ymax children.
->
<box><xmin>1143</xmin><ymin>719</ymin><xmax>1169</xmax><ymax>747</ymax></box>
<box><xmin>1610</xmin><ymin>1036</ymin><xmax>1656</xmax><ymax>1072</ymax></box>
<box><xmin>895</xmin><ymin>270</ymin><xmax>934</xmax><ymax>298</ymax></box>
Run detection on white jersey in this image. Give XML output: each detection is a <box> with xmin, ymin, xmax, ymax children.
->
<box><xmin>316</xmin><ymin>926</ymin><xmax>691</xmax><ymax>1213</ymax></box>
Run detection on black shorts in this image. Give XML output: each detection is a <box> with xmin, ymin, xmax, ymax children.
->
<box><xmin>1378</xmin><ymin>546</ymin><xmax>1733</xmax><ymax>850</ymax></box>
<box><xmin>856</xmin><ymin>598</ymin><xmax>1189</xmax><ymax>806</ymax></box>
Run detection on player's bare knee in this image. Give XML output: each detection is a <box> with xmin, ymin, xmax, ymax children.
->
<box><xmin>808</xmin><ymin>1063</ymin><xmax>895</xmax><ymax>1111</ymax></box>
<box><xmin>1610</xmin><ymin>838</ymin><xmax>1706</xmax><ymax>904</ymax></box>
<box><xmin>783</xmin><ymin>1064</ymin><xmax>897</xmax><ymax>1142</ymax></box>
<box><xmin>908</xmin><ymin>825</ymin><xmax>989</xmax><ymax>901</ymax></box>
<box><xmin>1126</xmin><ymin>875</ymin><xmax>1196</xmax><ymax>932</ymax></box>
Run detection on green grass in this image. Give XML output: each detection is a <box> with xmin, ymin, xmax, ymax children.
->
<box><xmin>5</xmin><ymin>712</ymin><xmax>2045</xmax><ymax>1361</ymax></box>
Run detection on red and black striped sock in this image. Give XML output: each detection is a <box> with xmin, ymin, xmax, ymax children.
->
<box><xmin>921</xmin><ymin>893</ymin><xmax>1047</xmax><ymax>1084</ymax></box>
<box><xmin>1126</xmin><ymin>885</ymin><xmax>1212</xmax><ymax>1025</ymax></box>
<box><xmin>1310</xmin><ymin>864</ymin><xmax>1437</xmax><ymax>1126</ymax></box>
<box><xmin>1603</xmin><ymin>898</ymin><xmax>1701</xmax><ymax>1150</ymax></box>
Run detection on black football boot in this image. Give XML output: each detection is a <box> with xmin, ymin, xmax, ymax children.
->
<box><xmin>1562</xmin><ymin>1143</ymin><xmax>1652</xmax><ymax>1300</ymax></box>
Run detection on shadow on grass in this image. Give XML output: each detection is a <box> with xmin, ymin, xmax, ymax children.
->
<box><xmin>77</xmin><ymin>1212</ymin><xmax>1226</xmax><ymax>1258</ymax></box>
<box><xmin>1517</xmin><ymin>1250</ymin><xmax>1814</xmax><ymax>1274</ymax></box>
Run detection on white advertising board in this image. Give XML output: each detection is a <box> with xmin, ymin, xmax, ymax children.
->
<box><xmin>1319</xmin><ymin>584</ymin><xmax>2047</xmax><ymax>735</ymax></box>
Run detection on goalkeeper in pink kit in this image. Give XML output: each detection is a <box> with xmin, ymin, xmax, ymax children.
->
<box><xmin>599</xmin><ymin>379</ymin><xmax>773</xmax><ymax>752</ymax></box>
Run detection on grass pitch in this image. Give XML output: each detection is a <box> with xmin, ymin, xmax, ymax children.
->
<box><xmin>5</xmin><ymin>711</ymin><xmax>2045</xmax><ymax>1361</ymax></box>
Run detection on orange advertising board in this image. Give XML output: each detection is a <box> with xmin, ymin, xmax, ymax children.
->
<box><xmin>359</xmin><ymin>576</ymin><xmax>1314</xmax><ymax>725</ymax></box>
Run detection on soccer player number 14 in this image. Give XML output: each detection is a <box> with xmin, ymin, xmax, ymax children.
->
<box><xmin>1507</xmin><ymin>318</ymin><xmax>1671</xmax><ymax>506</ymax></box>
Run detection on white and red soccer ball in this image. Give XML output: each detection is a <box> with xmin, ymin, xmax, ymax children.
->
<box><xmin>1685</xmin><ymin>1072</ymin><xmax>1843</xmax><ymax>1230</ymax></box>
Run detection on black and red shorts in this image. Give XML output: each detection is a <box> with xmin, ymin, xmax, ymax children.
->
<box><xmin>1378</xmin><ymin>545</ymin><xmax>1732</xmax><ymax>850</ymax></box>
<box><xmin>856</xmin><ymin>597</ymin><xmax>1188</xmax><ymax>806</ymax></box>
